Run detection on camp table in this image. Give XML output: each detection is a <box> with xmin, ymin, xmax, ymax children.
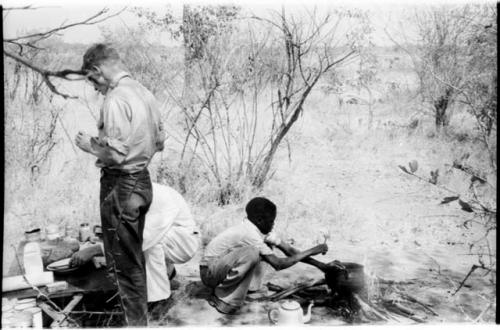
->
<box><xmin>3</xmin><ymin>264</ymin><xmax>118</xmax><ymax>327</ymax></box>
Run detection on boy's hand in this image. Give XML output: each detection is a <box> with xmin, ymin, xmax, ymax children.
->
<box><xmin>310</xmin><ymin>243</ymin><xmax>328</xmax><ymax>256</ymax></box>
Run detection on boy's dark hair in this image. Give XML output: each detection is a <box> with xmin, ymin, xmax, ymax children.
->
<box><xmin>246</xmin><ymin>197</ymin><xmax>277</xmax><ymax>222</ymax></box>
<box><xmin>82</xmin><ymin>43</ymin><xmax>120</xmax><ymax>72</ymax></box>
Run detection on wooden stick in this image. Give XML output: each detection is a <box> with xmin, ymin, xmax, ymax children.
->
<box><xmin>370</xmin><ymin>304</ymin><xmax>403</xmax><ymax>322</ymax></box>
<box><xmin>69</xmin><ymin>311</ymin><xmax>123</xmax><ymax>315</ymax></box>
<box><xmin>51</xmin><ymin>294</ymin><xmax>84</xmax><ymax>328</ymax></box>
<box><xmin>393</xmin><ymin>302</ymin><xmax>415</xmax><ymax>315</ymax></box>
<box><xmin>377</xmin><ymin>278</ymin><xmax>416</xmax><ymax>285</ymax></box>
<box><xmin>383</xmin><ymin>302</ymin><xmax>425</xmax><ymax>323</ymax></box>
<box><xmin>453</xmin><ymin>265</ymin><xmax>479</xmax><ymax>295</ymax></box>
<box><xmin>268</xmin><ymin>279</ymin><xmax>325</xmax><ymax>301</ymax></box>
<box><xmin>474</xmin><ymin>302</ymin><xmax>492</xmax><ymax>322</ymax></box>
<box><xmin>266</xmin><ymin>283</ymin><xmax>284</xmax><ymax>292</ymax></box>
<box><xmin>400</xmin><ymin>294</ymin><xmax>438</xmax><ymax>316</ymax></box>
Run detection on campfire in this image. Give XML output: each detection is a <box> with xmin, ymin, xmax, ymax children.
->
<box><xmin>261</xmin><ymin>259</ymin><xmax>439</xmax><ymax>323</ymax></box>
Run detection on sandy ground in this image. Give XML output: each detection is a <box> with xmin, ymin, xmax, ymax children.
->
<box><xmin>3</xmin><ymin>82</ymin><xmax>495</xmax><ymax>326</ymax></box>
<box><xmin>148</xmin><ymin>111</ymin><xmax>496</xmax><ymax>326</ymax></box>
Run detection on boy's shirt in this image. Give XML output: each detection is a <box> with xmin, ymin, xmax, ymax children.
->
<box><xmin>201</xmin><ymin>219</ymin><xmax>279</xmax><ymax>266</ymax></box>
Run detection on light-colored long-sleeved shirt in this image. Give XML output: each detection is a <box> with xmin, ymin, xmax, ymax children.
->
<box><xmin>93</xmin><ymin>72</ymin><xmax>165</xmax><ymax>173</ymax></box>
<box><xmin>200</xmin><ymin>219</ymin><xmax>279</xmax><ymax>266</ymax></box>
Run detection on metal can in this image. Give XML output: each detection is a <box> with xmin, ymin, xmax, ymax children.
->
<box><xmin>79</xmin><ymin>223</ymin><xmax>91</xmax><ymax>242</ymax></box>
<box><xmin>93</xmin><ymin>225</ymin><xmax>103</xmax><ymax>238</ymax></box>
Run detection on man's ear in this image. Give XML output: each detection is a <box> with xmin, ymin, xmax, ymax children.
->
<box><xmin>90</xmin><ymin>65</ymin><xmax>102</xmax><ymax>75</ymax></box>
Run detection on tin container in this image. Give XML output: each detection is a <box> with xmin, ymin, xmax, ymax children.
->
<box><xmin>93</xmin><ymin>225</ymin><xmax>103</xmax><ymax>237</ymax></box>
<box><xmin>79</xmin><ymin>223</ymin><xmax>91</xmax><ymax>242</ymax></box>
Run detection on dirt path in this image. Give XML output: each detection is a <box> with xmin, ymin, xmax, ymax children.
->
<box><xmin>154</xmin><ymin>112</ymin><xmax>495</xmax><ymax>325</ymax></box>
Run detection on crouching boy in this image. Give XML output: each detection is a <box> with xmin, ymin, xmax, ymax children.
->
<box><xmin>199</xmin><ymin>197</ymin><xmax>328</xmax><ymax>314</ymax></box>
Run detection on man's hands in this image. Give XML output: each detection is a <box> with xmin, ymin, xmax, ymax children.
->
<box><xmin>75</xmin><ymin>131</ymin><xmax>93</xmax><ymax>153</ymax></box>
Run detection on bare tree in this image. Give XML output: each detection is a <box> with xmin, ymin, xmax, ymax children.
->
<box><xmin>249</xmin><ymin>8</ymin><xmax>369</xmax><ymax>188</ymax></box>
<box><xmin>386</xmin><ymin>5</ymin><xmax>482</xmax><ymax>131</ymax></box>
<box><xmin>125</xmin><ymin>6</ymin><xmax>371</xmax><ymax>202</ymax></box>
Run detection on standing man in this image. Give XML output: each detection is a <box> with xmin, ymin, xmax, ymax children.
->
<box><xmin>75</xmin><ymin>43</ymin><xmax>165</xmax><ymax>326</ymax></box>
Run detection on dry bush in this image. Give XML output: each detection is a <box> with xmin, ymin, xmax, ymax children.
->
<box><xmin>3</xmin><ymin>43</ymin><xmax>101</xmax><ymax>273</ymax></box>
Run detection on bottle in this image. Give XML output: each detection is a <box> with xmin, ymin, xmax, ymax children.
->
<box><xmin>24</xmin><ymin>228</ymin><xmax>41</xmax><ymax>242</ymax></box>
<box><xmin>23</xmin><ymin>242</ymin><xmax>44</xmax><ymax>274</ymax></box>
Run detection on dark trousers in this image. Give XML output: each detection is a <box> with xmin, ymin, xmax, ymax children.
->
<box><xmin>100</xmin><ymin>168</ymin><xmax>152</xmax><ymax>326</ymax></box>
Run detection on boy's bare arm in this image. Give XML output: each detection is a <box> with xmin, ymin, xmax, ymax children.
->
<box><xmin>261</xmin><ymin>243</ymin><xmax>327</xmax><ymax>271</ymax></box>
<box><xmin>273</xmin><ymin>240</ymin><xmax>301</xmax><ymax>256</ymax></box>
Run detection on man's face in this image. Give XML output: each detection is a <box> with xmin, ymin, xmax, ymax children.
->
<box><xmin>257</xmin><ymin>217</ymin><xmax>275</xmax><ymax>235</ymax></box>
<box><xmin>86</xmin><ymin>64</ymin><xmax>110</xmax><ymax>95</ymax></box>
<box><xmin>87</xmin><ymin>74</ymin><xmax>108</xmax><ymax>95</ymax></box>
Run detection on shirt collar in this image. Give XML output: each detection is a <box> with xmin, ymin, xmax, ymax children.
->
<box><xmin>244</xmin><ymin>218</ymin><xmax>265</xmax><ymax>238</ymax></box>
<box><xmin>109</xmin><ymin>71</ymin><xmax>130</xmax><ymax>89</ymax></box>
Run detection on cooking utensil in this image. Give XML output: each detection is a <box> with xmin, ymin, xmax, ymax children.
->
<box><xmin>302</xmin><ymin>258</ymin><xmax>365</xmax><ymax>296</ymax></box>
<box><xmin>46</xmin><ymin>258</ymin><xmax>80</xmax><ymax>274</ymax></box>
<box><xmin>268</xmin><ymin>300</ymin><xmax>313</xmax><ymax>325</ymax></box>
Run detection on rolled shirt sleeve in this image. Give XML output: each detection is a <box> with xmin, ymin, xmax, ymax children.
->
<box><xmin>264</xmin><ymin>232</ymin><xmax>282</xmax><ymax>246</ymax></box>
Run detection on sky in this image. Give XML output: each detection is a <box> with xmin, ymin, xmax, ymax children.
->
<box><xmin>1</xmin><ymin>0</ymin><xmax>495</xmax><ymax>46</ymax></box>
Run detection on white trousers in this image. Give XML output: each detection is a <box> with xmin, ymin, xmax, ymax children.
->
<box><xmin>144</xmin><ymin>226</ymin><xmax>199</xmax><ymax>302</ymax></box>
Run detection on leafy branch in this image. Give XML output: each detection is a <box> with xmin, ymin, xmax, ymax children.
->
<box><xmin>398</xmin><ymin>159</ymin><xmax>496</xmax><ymax>294</ymax></box>
<box><xmin>397</xmin><ymin>160</ymin><xmax>495</xmax><ymax>214</ymax></box>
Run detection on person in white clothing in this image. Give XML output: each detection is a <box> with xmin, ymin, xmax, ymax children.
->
<box><xmin>142</xmin><ymin>183</ymin><xmax>199</xmax><ymax>303</ymax></box>
<box><xmin>70</xmin><ymin>183</ymin><xmax>200</xmax><ymax>305</ymax></box>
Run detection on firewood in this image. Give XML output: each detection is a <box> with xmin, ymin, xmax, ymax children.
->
<box><xmin>353</xmin><ymin>294</ymin><xmax>389</xmax><ymax>322</ymax></box>
<box><xmin>383</xmin><ymin>302</ymin><xmax>425</xmax><ymax>323</ymax></box>
<box><xmin>400</xmin><ymin>293</ymin><xmax>438</xmax><ymax>316</ymax></box>
<box><xmin>268</xmin><ymin>279</ymin><xmax>325</xmax><ymax>301</ymax></box>
<box><xmin>393</xmin><ymin>302</ymin><xmax>415</xmax><ymax>315</ymax></box>
<box><xmin>377</xmin><ymin>278</ymin><xmax>416</xmax><ymax>285</ymax></box>
<box><xmin>266</xmin><ymin>283</ymin><xmax>284</xmax><ymax>292</ymax></box>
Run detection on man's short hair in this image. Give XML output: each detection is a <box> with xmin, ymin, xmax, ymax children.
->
<box><xmin>82</xmin><ymin>43</ymin><xmax>120</xmax><ymax>72</ymax></box>
<box><xmin>246</xmin><ymin>197</ymin><xmax>277</xmax><ymax>222</ymax></box>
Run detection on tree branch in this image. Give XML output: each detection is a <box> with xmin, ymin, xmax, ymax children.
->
<box><xmin>3</xmin><ymin>5</ymin><xmax>57</xmax><ymax>11</ymax></box>
<box><xmin>4</xmin><ymin>7</ymin><xmax>126</xmax><ymax>43</ymax></box>
<box><xmin>4</xmin><ymin>7</ymin><xmax>128</xmax><ymax>99</ymax></box>
<box><xmin>4</xmin><ymin>49</ymin><xmax>86</xmax><ymax>99</ymax></box>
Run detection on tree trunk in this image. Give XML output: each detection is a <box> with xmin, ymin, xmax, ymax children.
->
<box><xmin>367</xmin><ymin>87</ymin><xmax>373</xmax><ymax>130</ymax></box>
<box><xmin>434</xmin><ymin>88</ymin><xmax>452</xmax><ymax>130</ymax></box>
<box><xmin>182</xmin><ymin>5</ymin><xmax>194</xmax><ymax>104</ymax></box>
